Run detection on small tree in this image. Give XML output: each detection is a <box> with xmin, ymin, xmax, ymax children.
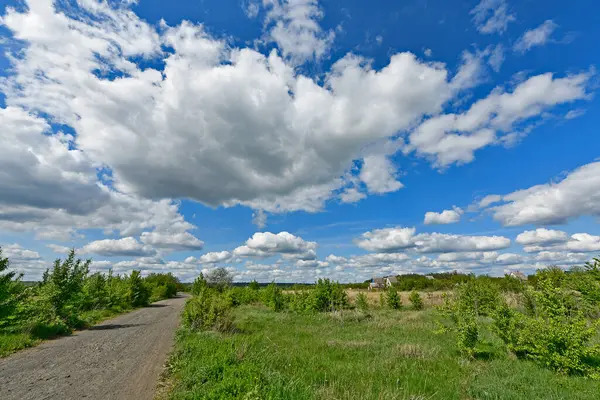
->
<box><xmin>355</xmin><ymin>292</ymin><xmax>369</xmax><ymax>311</ymax></box>
<box><xmin>248</xmin><ymin>280</ymin><xmax>260</xmax><ymax>291</ymax></box>
<box><xmin>128</xmin><ymin>270</ymin><xmax>150</xmax><ymax>307</ymax></box>
<box><xmin>192</xmin><ymin>273</ymin><xmax>208</xmax><ymax>295</ymax></box>
<box><xmin>0</xmin><ymin>247</ymin><xmax>23</xmax><ymax>326</ymax></box>
<box><xmin>206</xmin><ymin>268</ymin><xmax>233</xmax><ymax>292</ymax></box>
<box><xmin>409</xmin><ymin>290</ymin><xmax>424</xmax><ymax>310</ymax></box>
<box><xmin>41</xmin><ymin>250</ymin><xmax>91</xmax><ymax>319</ymax></box>
<box><xmin>386</xmin><ymin>286</ymin><xmax>402</xmax><ymax>310</ymax></box>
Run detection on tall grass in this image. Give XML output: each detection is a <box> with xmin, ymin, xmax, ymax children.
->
<box><xmin>165</xmin><ymin>305</ymin><xmax>600</xmax><ymax>400</ymax></box>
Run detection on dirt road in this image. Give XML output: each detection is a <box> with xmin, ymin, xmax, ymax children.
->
<box><xmin>0</xmin><ymin>295</ymin><xmax>187</xmax><ymax>400</ymax></box>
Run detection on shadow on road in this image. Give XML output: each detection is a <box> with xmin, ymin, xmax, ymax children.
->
<box><xmin>146</xmin><ymin>304</ymin><xmax>169</xmax><ymax>308</ymax></box>
<box><xmin>88</xmin><ymin>323</ymin><xmax>144</xmax><ymax>331</ymax></box>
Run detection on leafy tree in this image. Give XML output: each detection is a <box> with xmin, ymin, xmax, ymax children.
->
<box><xmin>145</xmin><ymin>272</ymin><xmax>179</xmax><ymax>299</ymax></box>
<box><xmin>262</xmin><ymin>282</ymin><xmax>285</xmax><ymax>311</ymax></box>
<box><xmin>192</xmin><ymin>273</ymin><xmax>208</xmax><ymax>296</ymax></box>
<box><xmin>127</xmin><ymin>270</ymin><xmax>150</xmax><ymax>307</ymax></box>
<box><xmin>248</xmin><ymin>280</ymin><xmax>260</xmax><ymax>291</ymax></box>
<box><xmin>41</xmin><ymin>250</ymin><xmax>91</xmax><ymax>319</ymax></box>
<box><xmin>0</xmin><ymin>247</ymin><xmax>23</xmax><ymax>326</ymax></box>
<box><xmin>206</xmin><ymin>268</ymin><xmax>233</xmax><ymax>292</ymax></box>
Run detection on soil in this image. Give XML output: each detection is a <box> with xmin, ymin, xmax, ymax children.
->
<box><xmin>0</xmin><ymin>295</ymin><xmax>187</xmax><ymax>400</ymax></box>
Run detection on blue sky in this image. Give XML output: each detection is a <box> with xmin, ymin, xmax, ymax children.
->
<box><xmin>0</xmin><ymin>0</ymin><xmax>599</xmax><ymax>282</ymax></box>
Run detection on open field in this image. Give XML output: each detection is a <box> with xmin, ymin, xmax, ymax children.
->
<box><xmin>164</xmin><ymin>304</ymin><xmax>600</xmax><ymax>400</ymax></box>
<box><xmin>345</xmin><ymin>289</ymin><xmax>447</xmax><ymax>307</ymax></box>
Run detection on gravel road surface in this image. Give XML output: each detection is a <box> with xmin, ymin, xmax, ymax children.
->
<box><xmin>0</xmin><ymin>295</ymin><xmax>187</xmax><ymax>400</ymax></box>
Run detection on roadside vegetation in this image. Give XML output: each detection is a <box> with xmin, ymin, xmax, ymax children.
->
<box><xmin>0</xmin><ymin>247</ymin><xmax>180</xmax><ymax>357</ymax></box>
<box><xmin>164</xmin><ymin>260</ymin><xmax>600</xmax><ymax>399</ymax></box>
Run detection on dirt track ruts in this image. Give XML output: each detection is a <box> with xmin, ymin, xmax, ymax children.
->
<box><xmin>0</xmin><ymin>295</ymin><xmax>187</xmax><ymax>400</ymax></box>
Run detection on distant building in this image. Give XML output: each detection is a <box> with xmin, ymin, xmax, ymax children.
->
<box><xmin>369</xmin><ymin>276</ymin><xmax>397</xmax><ymax>290</ymax></box>
<box><xmin>385</xmin><ymin>276</ymin><xmax>398</xmax><ymax>287</ymax></box>
<box><xmin>425</xmin><ymin>275</ymin><xmax>434</xmax><ymax>280</ymax></box>
<box><xmin>508</xmin><ymin>271</ymin><xmax>527</xmax><ymax>281</ymax></box>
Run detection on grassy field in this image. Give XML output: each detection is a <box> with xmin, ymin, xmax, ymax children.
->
<box><xmin>164</xmin><ymin>304</ymin><xmax>600</xmax><ymax>400</ymax></box>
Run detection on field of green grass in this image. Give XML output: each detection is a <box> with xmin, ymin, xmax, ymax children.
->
<box><xmin>164</xmin><ymin>305</ymin><xmax>600</xmax><ymax>400</ymax></box>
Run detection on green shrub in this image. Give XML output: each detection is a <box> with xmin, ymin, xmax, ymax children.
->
<box><xmin>492</xmin><ymin>274</ymin><xmax>600</xmax><ymax>376</ymax></box>
<box><xmin>308</xmin><ymin>279</ymin><xmax>348</xmax><ymax>312</ymax></box>
<box><xmin>355</xmin><ymin>292</ymin><xmax>369</xmax><ymax>311</ymax></box>
<box><xmin>182</xmin><ymin>291</ymin><xmax>234</xmax><ymax>333</ymax></box>
<box><xmin>248</xmin><ymin>280</ymin><xmax>260</xmax><ymax>291</ymax></box>
<box><xmin>127</xmin><ymin>270</ymin><xmax>150</xmax><ymax>308</ymax></box>
<box><xmin>144</xmin><ymin>273</ymin><xmax>179</xmax><ymax>299</ymax></box>
<box><xmin>0</xmin><ymin>248</ymin><xmax>24</xmax><ymax>327</ymax></box>
<box><xmin>385</xmin><ymin>286</ymin><xmax>401</xmax><ymax>310</ymax></box>
<box><xmin>150</xmin><ymin>284</ymin><xmax>169</xmax><ymax>303</ymax></box>
<box><xmin>409</xmin><ymin>290</ymin><xmax>424</xmax><ymax>310</ymax></box>
<box><xmin>191</xmin><ymin>273</ymin><xmax>208</xmax><ymax>296</ymax></box>
<box><xmin>262</xmin><ymin>283</ymin><xmax>285</xmax><ymax>311</ymax></box>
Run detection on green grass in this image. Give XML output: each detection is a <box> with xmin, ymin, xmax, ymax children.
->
<box><xmin>0</xmin><ymin>307</ymin><xmax>130</xmax><ymax>358</ymax></box>
<box><xmin>165</xmin><ymin>305</ymin><xmax>600</xmax><ymax>400</ymax></box>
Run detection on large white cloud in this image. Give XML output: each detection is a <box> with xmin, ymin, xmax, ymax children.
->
<box><xmin>140</xmin><ymin>231</ymin><xmax>204</xmax><ymax>251</ymax></box>
<box><xmin>515</xmin><ymin>228</ymin><xmax>569</xmax><ymax>246</ymax></box>
<box><xmin>355</xmin><ymin>227</ymin><xmax>417</xmax><ymax>252</ymax></box>
<box><xmin>0</xmin><ymin>0</ymin><xmax>482</xmax><ymax>219</ymax></box>
<box><xmin>485</xmin><ymin>161</ymin><xmax>600</xmax><ymax>226</ymax></box>
<box><xmin>81</xmin><ymin>237</ymin><xmax>156</xmax><ymax>257</ymax></box>
<box><xmin>232</xmin><ymin>231</ymin><xmax>319</xmax><ymax>262</ymax></box>
<box><xmin>355</xmin><ymin>227</ymin><xmax>510</xmax><ymax>253</ymax></box>
<box><xmin>407</xmin><ymin>72</ymin><xmax>590</xmax><ymax>166</ymax></box>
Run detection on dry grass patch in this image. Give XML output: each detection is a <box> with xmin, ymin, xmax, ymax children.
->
<box><xmin>394</xmin><ymin>343</ymin><xmax>440</xmax><ymax>359</ymax></box>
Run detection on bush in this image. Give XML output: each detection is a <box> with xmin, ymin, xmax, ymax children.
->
<box><xmin>492</xmin><ymin>273</ymin><xmax>600</xmax><ymax>376</ymax></box>
<box><xmin>309</xmin><ymin>279</ymin><xmax>348</xmax><ymax>312</ymax></box>
<box><xmin>385</xmin><ymin>286</ymin><xmax>401</xmax><ymax>310</ymax></box>
<box><xmin>182</xmin><ymin>291</ymin><xmax>234</xmax><ymax>333</ymax></box>
<box><xmin>262</xmin><ymin>283</ymin><xmax>285</xmax><ymax>311</ymax></box>
<box><xmin>248</xmin><ymin>280</ymin><xmax>260</xmax><ymax>291</ymax></box>
<box><xmin>144</xmin><ymin>273</ymin><xmax>179</xmax><ymax>299</ymax></box>
<box><xmin>0</xmin><ymin>248</ymin><xmax>24</xmax><ymax>327</ymax></box>
<box><xmin>409</xmin><ymin>290</ymin><xmax>424</xmax><ymax>310</ymax></box>
<box><xmin>355</xmin><ymin>292</ymin><xmax>369</xmax><ymax>311</ymax></box>
<box><xmin>127</xmin><ymin>271</ymin><xmax>150</xmax><ymax>308</ymax></box>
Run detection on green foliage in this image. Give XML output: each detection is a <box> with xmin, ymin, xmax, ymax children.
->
<box><xmin>385</xmin><ymin>286</ymin><xmax>402</xmax><ymax>310</ymax></box>
<box><xmin>409</xmin><ymin>290</ymin><xmax>424</xmax><ymax>310</ymax></box>
<box><xmin>127</xmin><ymin>270</ymin><xmax>150</xmax><ymax>307</ymax></box>
<box><xmin>182</xmin><ymin>289</ymin><xmax>234</xmax><ymax>333</ymax></box>
<box><xmin>0</xmin><ymin>248</ymin><xmax>24</xmax><ymax>327</ymax></box>
<box><xmin>492</xmin><ymin>271</ymin><xmax>600</xmax><ymax>377</ymax></box>
<box><xmin>248</xmin><ymin>280</ymin><xmax>260</xmax><ymax>291</ymax></box>
<box><xmin>145</xmin><ymin>272</ymin><xmax>179</xmax><ymax>300</ymax></box>
<box><xmin>262</xmin><ymin>282</ymin><xmax>285</xmax><ymax>311</ymax></box>
<box><xmin>225</xmin><ymin>287</ymin><xmax>260</xmax><ymax>307</ymax></box>
<box><xmin>191</xmin><ymin>273</ymin><xmax>207</xmax><ymax>296</ymax></box>
<box><xmin>355</xmin><ymin>292</ymin><xmax>369</xmax><ymax>311</ymax></box>
<box><xmin>1</xmin><ymin>250</ymin><xmax>179</xmax><ymax>356</ymax></box>
<box><xmin>438</xmin><ymin>277</ymin><xmax>503</xmax><ymax>356</ymax></box>
<box><xmin>205</xmin><ymin>267</ymin><xmax>233</xmax><ymax>292</ymax></box>
<box><xmin>308</xmin><ymin>279</ymin><xmax>348</xmax><ymax>312</ymax></box>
